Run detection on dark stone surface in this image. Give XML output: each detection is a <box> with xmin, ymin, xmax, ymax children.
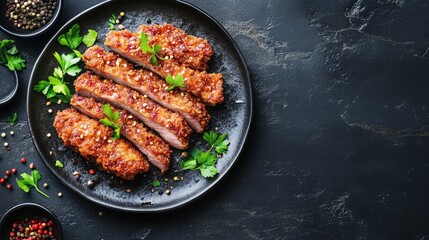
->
<box><xmin>1</xmin><ymin>0</ymin><xmax>429</xmax><ymax>239</ymax></box>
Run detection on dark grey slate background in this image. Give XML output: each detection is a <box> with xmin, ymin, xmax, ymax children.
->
<box><xmin>1</xmin><ymin>0</ymin><xmax>429</xmax><ymax>239</ymax></box>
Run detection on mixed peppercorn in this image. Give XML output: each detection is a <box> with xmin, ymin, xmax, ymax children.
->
<box><xmin>8</xmin><ymin>217</ymin><xmax>57</xmax><ymax>240</ymax></box>
<box><xmin>5</xmin><ymin>0</ymin><xmax>57</xmax><ymax>31</ymax></box>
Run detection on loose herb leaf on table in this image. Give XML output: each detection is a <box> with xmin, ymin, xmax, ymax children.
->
<box><xmin>16</xmin><ymin>170</ymin><xmax>49</xmax><ymax>198</ymax></box>
<box><xmin>7</xmin><ymin>112</ymin><xmax>17</xmax><ymax>126</ymax></box>
<box><xmin>0</xmin><ymin>39</ymin><xmax>26</xmax><ymax>71</ymax></box>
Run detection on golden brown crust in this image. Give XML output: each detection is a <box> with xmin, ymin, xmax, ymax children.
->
<box><xmin>53</xmin><ymin>108</ymin><xmax>150</xmax><ymax>180</ymax></box>
<box><xmin>74</xmin><ymin>72</ymin><xmax>192</xmax><ymax>149</ymax></box>
<box><xmin>83</xmin><ymin>46</ymin><xmax>210</xmax><ymax>132</ymax></box>
<box><xmin>105</xmin><ymin>30</ymin><xmax>224</xmax><ymax>106</ymax></box>
<box><xmin>71</xmin><ymin>95</ymin><xmax>171</xmax><ymax>173</ymax></box>
<box><xmin>136</xmin><ymin>23</ymin><xmax>213</xmax><ymax>71</ymax></box>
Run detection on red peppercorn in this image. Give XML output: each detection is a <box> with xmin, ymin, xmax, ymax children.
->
<box><xmin>9</xmin><ymin>231</ymin><xmax>15</xmax><ymax>237</ymax></box>
<box><xmin>12</xmin><ymin>223</ymin><xmax>17</xmax><ymax>228</ymax></box>
<box><xmin>5</xmin><ymin>170</ymin><xmax>11</xmax><ymax>176</ymax></box>
<box><xmin>20</xmin><ymin>157</ymin><xmax>27</xmax><ymax>163</ymax></box>
<box><xmin>7</xmin><ymin>184</ymin><xmax>12</xmax><ymax>190</ymax></box>
<box><xmin>0</xmin><ymin>178</ymin><xmax>4</xmax><ymax>184</ymax></box>
<box><xmin>89</xmin><ymin>169</ymin><xmax>95</xmax><ymax>175</ymax></box>
<box><xmin>11</xmin><ymin>168</ymin><xmax>17</xmax><ymax>174</ymax></box>
<box><xmin>37</xmin><ymin>229</ymin><xmax>42</xmax><ymax>235</ymax></box>
<box><xmin>33</xmin><ymin>223</ymin><xmax>38</xmax><ymax>229</ymax></box>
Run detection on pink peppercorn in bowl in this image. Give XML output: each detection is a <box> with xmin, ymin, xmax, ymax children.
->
<box><xmin>0</xmin><ymin>203</ymin><xmax>63</xmax><ymax>239</ymax></box>
<box><xmin>0</xmin><ymin>0</ymin><xmax>62</xmax><ymax>37</ymax></box>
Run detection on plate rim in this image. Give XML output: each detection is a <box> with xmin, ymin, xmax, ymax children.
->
<box><xmin>27</xmin><ymin>0</ymin><xmax>253</xmax><ymax>213</ymax></box>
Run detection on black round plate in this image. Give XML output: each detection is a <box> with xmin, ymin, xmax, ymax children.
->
<box><xmin>27</xmin><ymin>0</ymin><xmax>252</xmax><ymax>212</ymax></box>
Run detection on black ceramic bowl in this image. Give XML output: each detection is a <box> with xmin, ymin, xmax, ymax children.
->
<box><xmin>0</xmin><ymin>65</ymin><xmax>18</xmax><ymax>105</ymax></box>
<box><xmin>0</xmin><ymin>0</ymin><xmax>62</xmax><ymax>37</ymax></box>
<box><xmin>0</xmin><ymin>203</ymin><xmax>63</xmax><ymax>239</ymax></box>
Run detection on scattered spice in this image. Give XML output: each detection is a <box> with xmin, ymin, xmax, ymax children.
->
<box><xmin>43</xmin><ymin>183</ymin><xmax>48</xmax><ymax>188</ymax></box>
<box><xmin>6</xmin><ymin>0</ymin><xmax>57</xmax><ymax>31</ymax></box>
<box><xmin>20</xmin><ymin>157</ymin><xmax>27</xmax><ymax>163</ymax></box>
<box><xmin>87</xmin><ymin>180</ymin><xmax>94</xmax><ymax>187</ymax></box>
<box><xmin>6</xmin><ymin>170</ymin><xmax>11</xmax><ymax>176</ymax></box>
<box><xmin>7</xmin><ymin>183</ymin><xmax>13</xmax><ymax>190</ymax></box>
<box><xmin>4</xmin><ymin>142</ymin><xmax>9</xmax><ymax>147</ymax></box>
<box><xmin>10</xmin><ymin>131</ymin><xmax>15</xmax><ymax>136</ymax></box>
<box><xmin>1</xmin><ymin>132</ymin><xmax>6</xmax><ymax>138</ymax></box>
<box><xmin>98</xmin><ymin>211</ymin><xmax>103</xmax><ymax>217</ymax></box>
<box><xmin>89</xmin><ymin>169</ymin><xmax>95</xmax><ymax>175</ymax></box>
<box><xmin>29</xmin><ymin>162</ymin><xmax>35</xmax><ymax>169</ymax></box>
<box><xmin>11</xmin><ymin>168</ymin><xmax>17</xmax><ymax>174</ymax></box>
<box><xmin>57</xmin><ymin>192</ymin><xmax>62</xmax><ymax>197</ymax></box>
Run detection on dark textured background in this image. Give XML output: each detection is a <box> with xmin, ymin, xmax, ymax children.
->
<box><xmin>1</xmin><ymin>0</ymin><xmax>429</xmax><ymax>239</ymax></box>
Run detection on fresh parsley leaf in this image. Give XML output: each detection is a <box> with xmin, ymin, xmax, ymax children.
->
<box><xmin>0</xmin><ymin>39</ymin><xmax>26</xmax><ymax>71</ymax></box>
<box><xmin>108</xmin><ymin>14</ymin><xmax>116</xmax><ymax>30</ymax></box>
<box><xmin>199</xmin><ymin>165</ymin><xmax>218</xmax><ymax>178</ymax></box>
<box><xmin>34</xmin><ymin>52</ymin><xmax>81</xmax><ymax>103</ymax></box>
<box><xmin>55</xmin><ymin>160</ymin><xmax>64</xmax><ymax>168</ymax></box>
<box><xmin>99</xmin><ymin>103</ymin><xmax>122</xmax><ymax>139</ymax></box>
<box><xmin>181</xmin><ymin>149</ymin><xmax>218</xmax><ymax>178</ymax></box>
<box><xmin>7</xmin><ymin>113</ymin><xmax>17</xmax><ymax>126</ymax></box>
<box><xmin>181</xmin><ymin>130</ymin><xmax>230</xmax><ymax>178</ymax></box>
<box><xmin>139</xmin><ymin>32</ymin><xmax>168</xmax><ymax>66</ymax></box>
<box><xmin>16</xmin><ymin>170</ymin><xmax>49</xmax><ymax>198</ymax></box>
<box><xmin>165</xmin><ymin>74</ymin><xmax>185</xmax><ymax>91</ymax></box>
<box><xmin>58</xmin><ymin>23</ymin><xmax>83</xmax><ymax>50</ymax></box>
<box><xmin>152</xmin><ymin>180</ymin><xmax>160</xmax><ymax>187</ymax></box>
<box><xmin>82</xmin><ymin>29</ymin><xmax>98</xmax><ymax>47</ymax></box>
<box><xmin>204</xmin><ymin>131</ymin><xmax>230</xmax><ymax>154</ymax></box>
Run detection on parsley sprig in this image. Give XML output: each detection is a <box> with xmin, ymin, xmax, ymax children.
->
<box><xmin>16</xmin><ymin>170</ymin><xmax>49</xmax><ymax>198</ymax></box>
<box><xmin>58</xmin><ymin>23</ymin><xmax>98</xmax><ymax>57</ymax></box>
<box><xmin>139</xmin><ymin>32</ymin><xmax>167</xmax><ymax>66</ymax></box>
<box><xmin>165</xmin><ymin>74</ymin><xmax>185</xmax><ymax>91</ymax></box>
<box><xmin>203</xmin><ymin>131</ymin><xmax>230</xmax><ymax>154</ymax></box>
<box><xmin>55</xmin><ymin>160</ymin><xmax>64</xmax><ymax>168</ymax></box>
<box><xmin>181</xmin><ymin>131</ymin><xmax>230</xmax><ymax>178</ymax></box>
<box><xmin>34</xmin><ymin>52</ymin><xmax>82</xmax><ymax>103</ymax></box>
<box><xmin>0</xmin><ymin>39</ymin><xmax>25</xmax><ymax>71</ymax></box>
<box><xmin>108</xmin><ymin>14</ymin><xmax>116</xmax><ymax>30</ymax></box>
<box><xmin>99</xmin><ymin>103</ymin><xmax>122</xmax><ymax>139</ymax></box>
<box><xmin>7</xmin><ymin>112</ymin><xmax>17</xmax><ymax>126</ymax></box>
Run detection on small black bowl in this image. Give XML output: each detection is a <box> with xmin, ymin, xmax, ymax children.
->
<box><xmin>0</xmin><ymin>203</ymin><xmax>63</xmax><ymax>239</ymax></box>
<box><xmin>0</xmin><ymin>0</ymin><xmax>62</xmax><ymax>37</ymax></box>
<box><xmin>0</xmin><ymin>65</ymin><xmax>18</xmax><ymax>105</ymax></box>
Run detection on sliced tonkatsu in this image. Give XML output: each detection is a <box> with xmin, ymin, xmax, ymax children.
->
<box><xmin>71</xmin><ymin>95</ymin><xmax>171</xmax><ymax>173</ymax></box>
<box><xmin>53</xmin><ymin>108</ymin><xmax>150</xmax><ymax>180</ymax></box>
<box><xmin>105</xmin><ymin>30</ymin><xmax>224</xmax><ymax>106</ymax></box>
<box><xmin>83</xmin><ymin>46</ymin><xmax>210</xmax><ymax>132</ymax></box>
<box><xmin>74</xmin><ymin>72</ymin><xmax>192</xmax><ymax>150</ymax></box>
<box><xmin>136</xmin><ymin>23</ymin><xmax>213</xmax><ymax>71</ymax></box>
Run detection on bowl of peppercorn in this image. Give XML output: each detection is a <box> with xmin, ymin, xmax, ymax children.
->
<box><xmin>0</xmin><ymin>0</ymin><xmax>61</xmax><ymax>37</ymax></box>
<box><xmin>0</xmin><ymin>203</ymin><xmax>63</xmax><ymax>239</ymax></box>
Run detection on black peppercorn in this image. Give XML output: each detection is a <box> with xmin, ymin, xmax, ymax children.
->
<box><xmin>5</xmin><ymin>0</ymin><xmax>57</xmax><ymax>31</ymax></box>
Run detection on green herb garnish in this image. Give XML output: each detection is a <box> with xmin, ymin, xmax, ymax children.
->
<box><xmin>99</xmin><ymin>103</ymin><xmax>122</xmax><ymax>139</ymax></box>
<box><xmin>152</xmin><ymin>180</ymin><xmax>160</xmax><ymax>188</ymax></box>
<box><xmin>34</xmin><ymin>52</ymin><xmax>81</xmax><ymax>103</ymax></box>
<box><xmin>55</xmin><ymin>160</ymin><xmax>64</xmax><ymax>168</ymax></box>
<box><xmin>203</xmin><ymin>131</ymin><xmax>230</xmax><ymax>154</ymax></box>
<box><xmin>139</xmin><ymin>32</ymin><xmax>167</xmax><ymax>66</ymax></box>
<box><xmin>181</xmin><ymin>130</ymin><xmax>230</xmax><ymax>178</ymax></box>
<box><xmin>108</xmin><ymin>14</ymin><xmax>116</xmax><ymax>30</ymax></box>
<box><xmin>165</xmin><ymin>74</ymin><xmax>185</xmax><ymax>91</ymax></box>
<box><xmin>0</xmin><ymin>39</ymin><xmax>25</xmax><ymax>71</ymax></box>
<box><xmin>16</xmin><ymin>170</ymin><xmax>49</xmax><ymax>198</ymax></box>
<box><xmin>57</xmin><ymin>23</ymin><xmax>83</xmax><ymax>57</ymax></box>
<box><xmin>7</xmin><ymin>112</ymin><xmax>17</xmax><ymax>126</ymax></box>
<box><xmin>181</xmin><ymin>149</ymin><xmax>219</xmax><ymax>178</ymax></box>
<box><xmin>82</xmin><ymin>29</ymin><xmax>98</xmax><ymax>47</ymax></box>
